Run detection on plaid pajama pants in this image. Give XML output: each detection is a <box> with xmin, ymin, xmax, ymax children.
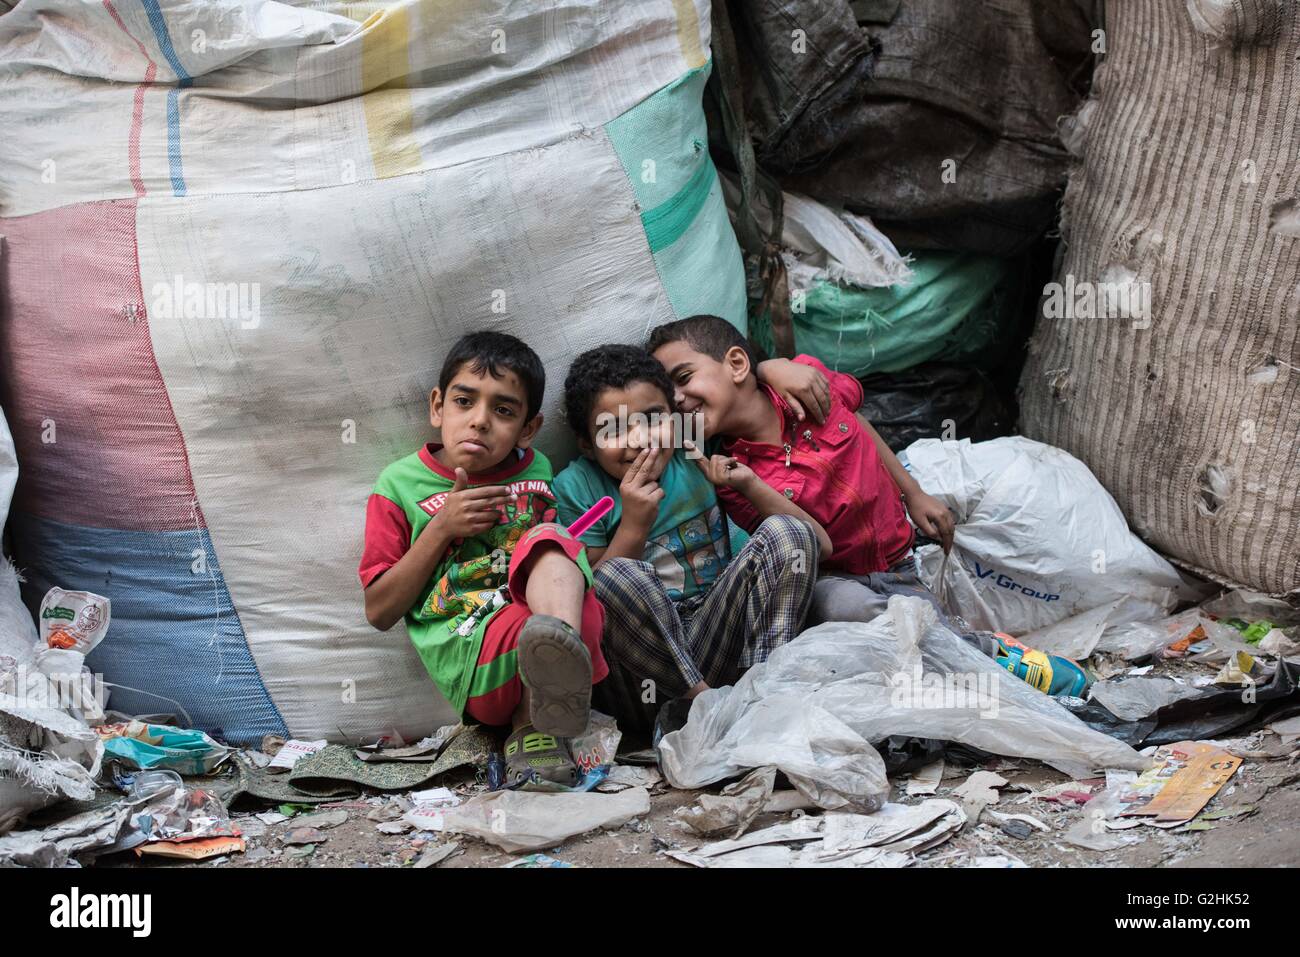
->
<box><xmin>592</xmin><ymin>514</ymin><xmax>818</xmax><ymax>737</ymax></box>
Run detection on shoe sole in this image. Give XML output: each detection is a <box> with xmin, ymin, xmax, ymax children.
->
<box><xmin>518</xmin><ymin>615</ymin><xmax>592</xmax><ymax>737</ymax></box>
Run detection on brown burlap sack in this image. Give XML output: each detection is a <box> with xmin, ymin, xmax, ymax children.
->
<box><xmin>1020</xmin><ymin>0</ymin><xmax>1300</xmax><ymax>596</ymax></box>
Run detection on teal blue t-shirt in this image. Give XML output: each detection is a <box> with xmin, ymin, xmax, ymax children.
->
<box><xmin>554</xmin><ymin>450</ymin><xmax>731</xmax><ymax>601</ymax></box>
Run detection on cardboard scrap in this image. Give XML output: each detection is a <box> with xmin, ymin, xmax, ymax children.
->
<box><xmin>953</xmin><ymin>770</ymin><xmax>1006</xmax><ymax>823</ymax></box>
<box><xmin>413</xmin><ymin>841</ymin><xmax>462</xmax><ymax>868</ymax></box>
<box><xmin>1117</xmin><ymin>741</ymin><xmax>1242</xmax><ymax>824</ymax></box>
<box><xmin>292</xmin><ymin>809</ymin><xmax>348</xmax><ymax>830</ymax></box>
<box><xmin>136</xmin><ymin>836</ymin><xmax>245</xmax><ymax>860</ymax></box>
<box><xmin>1182</xmin><ymin>804</ymin><xmax>1258</xmax><ymax>832</ymax></box>
<box><xmin>905</xmin><ymin>760</ymin><xmax>943</xmax><ymax>797</ymax></box>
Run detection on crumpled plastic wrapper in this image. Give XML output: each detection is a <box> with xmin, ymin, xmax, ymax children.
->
<box><xmin>659</xmin><ymin>597</ymin><xmax>1147</xmax><ymax>811</ymax></box>
<box><xmin>441</xmin><ymin>786</ymin><xmax>650</xmax><ymax>854</ymax></box>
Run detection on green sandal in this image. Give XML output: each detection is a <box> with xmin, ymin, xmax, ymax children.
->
<box><xmin>504</xmin><ymin>725</ymin><xmax>579</xmax><ymax>789</ymax></box>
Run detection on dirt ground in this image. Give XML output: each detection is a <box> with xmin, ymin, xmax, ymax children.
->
<box><xmin>102</xmin><ymin>738</ymin><xmax>1299</xmax><ymax>870</ymax></box>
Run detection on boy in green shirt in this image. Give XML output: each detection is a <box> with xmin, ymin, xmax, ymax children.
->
<box><xmin>360</xmin><ymin>333</ymin><xmax>607</xmax><ymax>786</ymax></box>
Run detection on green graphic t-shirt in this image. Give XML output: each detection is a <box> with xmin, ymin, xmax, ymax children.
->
<box><xmin>359</xmin><ymin>445</ymin><xmax>559</xmax><ymax>711</ymax></box>
<box><xmin>553</xmin><ymin>450</ymin><xmax>731</xmax><ymax>601</ymax></box>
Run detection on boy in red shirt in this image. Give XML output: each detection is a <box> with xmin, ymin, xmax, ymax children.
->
<box><xmin>648</xmin><ymin>315</ymin><xmax>1089</xmax><ymax>697</ymax></box>
<box><xmin>360</xmin><ymin>332</ymin><xmax>608</xmax><ymax>787</ymax></box>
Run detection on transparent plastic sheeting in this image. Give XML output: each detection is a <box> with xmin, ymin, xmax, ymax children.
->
<box><xmin>659</xmin><ymin>596</ymin><xmax>1146</xmax><ymax>811</ymax></box>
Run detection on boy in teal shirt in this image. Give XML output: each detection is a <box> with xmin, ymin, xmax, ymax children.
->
<box><xmin>554</xmin><ymin>344</ymin><xmax>831</xmax><ymax>735</ymax></box>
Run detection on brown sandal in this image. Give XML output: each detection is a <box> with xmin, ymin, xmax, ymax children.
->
<box><xmin>518</xmin><ymin>614</ymin><xmax>592</xmax><ymax>737</ymax></box>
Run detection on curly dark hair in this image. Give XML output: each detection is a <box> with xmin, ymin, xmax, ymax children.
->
<box><xmin>563</xmin><ymin>344</ymin><xmax>676</xmax><ymax>438</ymax></box>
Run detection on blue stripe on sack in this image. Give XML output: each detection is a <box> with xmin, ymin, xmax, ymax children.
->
<box><xmin>11</xmin><ymin>512</ymin><xmax>287</xmax><ymax>745</ymax></box>
<box><xmin>164</xmin><ymin>89</ymin><xmax>186</xmax><ymax>195</ymax></box>
<box><xmin>140</xmin><ymin>0</ymin><xmax>191</xmax><ymax>195</ymax></box>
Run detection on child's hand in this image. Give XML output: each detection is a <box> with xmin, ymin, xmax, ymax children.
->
<box><xmin>905</xmin><ymin>489</ymin><xmax>955</xmax><ymax>554</ymax></box>
<box><xmin>685</xmin><ymin>440</ymin><xmax>756</xmax><ymax>491</ymax></box>
<box><xmin>619</xmin><ymin>447</ymin><xmax>668</xmax><ymax>531</ymax></box>
<box><xmin>756</xmin><ymin>358</ymin><xmax>831</xmax><ymax>424</ymax></box>
<box><xmin>436</xmin><ymin>468</ymin><xmax>516</xmax><ymax>539</ymax></box>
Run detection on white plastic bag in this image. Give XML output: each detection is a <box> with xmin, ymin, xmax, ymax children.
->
<box><xmin>1088</xmin><ymin>676</ymin><xmax>1208</xmax><ymax>722</ymax></box>
<box><xmin>658</xmin><ymin>597</ymin><xmax>1146</xmax><ymax>809</ymax></box>
<box><xmin>904</xmin><ymin>437</ymin><xmax>1194</xmax><ymax>636</ymax></box>
<box><xmin>0</xmin><ymin>408</ymin><xmax>15</xmax><ymax>532</ymax></box>
<box><xmin>721</xmin><ymin>173</ymin><xmax>912</xmax><ymax>291</ymax></box>
<box><xmin>1021</xmin><ymin>596</ymin><xmax>1172</xmax><ymax>660</ymax></box>
<box><xmin>0</xmin><ymin>691</ymin><xmax>104</xmax><ymax>833</ymax></box>
<box><xmin>1093</xmin><ymin>608</ymin><xmax>1207</xmax><ymax>660</ymax></box>
<box><xmin>0</xmin><ymin>559</ymin><xmax>38</xmax><ymax>677</ymax></box>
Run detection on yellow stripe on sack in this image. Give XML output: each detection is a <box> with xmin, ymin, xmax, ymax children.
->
<box><xmin>360</xmin><ymin>4</ymin><xmax>422</xmax><ymax>178</ymax></box>
<box><xmin>670</xmin><ymin>0</ymin><xmax>707</xmax><ymax>69</ymax></box>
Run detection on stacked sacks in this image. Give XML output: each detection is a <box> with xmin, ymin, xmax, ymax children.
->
<box><xmin>722</xmin><ymin>177</ymin><xmax>1026</xmax><ymax>449</ymax></box>
<box><xmin>725</xmin><ymin>0</ymin><xmax>1101</xmax><ymax>257</ymax></box>
<box><xmin>0</xmin><ymin>0</ymin><xmax>746</xmax><ymax>744</ymax></box>
<box><xmin>1020</xmin><ymin>0</ymin><xmax>1300</xmax><ymax>595</ymax></box>
<box><xmin>713</xmin><ymin>1</ymin><xmax>1071</xmax><ymax>446</ymax></box>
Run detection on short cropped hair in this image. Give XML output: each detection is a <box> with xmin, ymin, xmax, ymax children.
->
<box><xmin>438</xmin><ymin>331</ymin><xmax>545</xmax><ymax>419</ymax></box>
<box><xmin>645</xmin><ymin>315</ymin><xmax>758</xmax><ymax>371</ymax></box>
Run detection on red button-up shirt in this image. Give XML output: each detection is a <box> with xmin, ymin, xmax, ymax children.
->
<box><xmin>718</xmin><ymin>355</ymin><xmax>914</xmax><ymax>574</ymax></box>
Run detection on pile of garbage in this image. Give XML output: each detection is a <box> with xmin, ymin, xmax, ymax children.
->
<box><xmin>0</xmin><ymin>578</ymin><xmax>650</xmax><ymax>866</ymax></box>
<box><xmin>710</xmin><ymin>0</ymin><xmax>1094</xmax><ymax>449</ymax></box>
<box><xmin>0</xmin><ymin>573</ymin><xmax>106</xmax><ymax>838</ymax></box>
<box><xmin>643</xmin><ymin>435</ymin><xmax>1298</xmax><ymax>865</ymax></box>
<box><xmin>1</xmin><ymin>1</ymin><xmax>1297</xmax><ymax>871</ymax></box>
<box><xmin>2</xmin><ymin>500</ymin><xmax>1294</xmax><ymax>870</ymax></box>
